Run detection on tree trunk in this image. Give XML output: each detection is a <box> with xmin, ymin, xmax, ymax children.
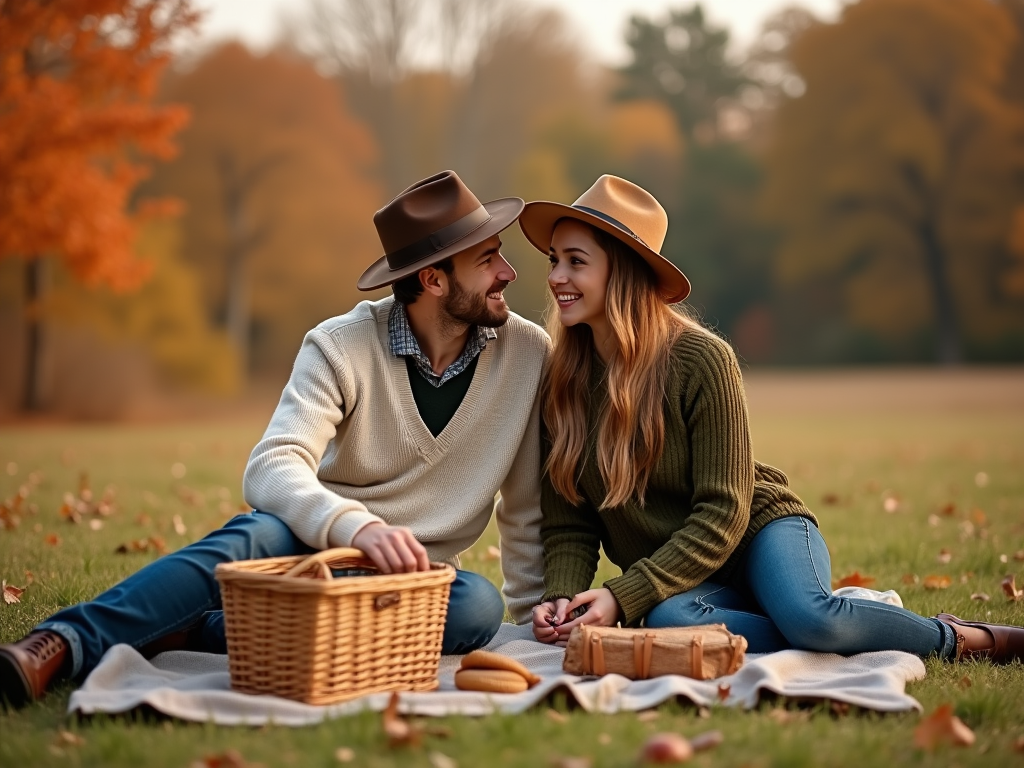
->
<box><xmin>224</xmin><ymin>238</ymin><xmax>249</xmax><ymax>375</ymax></box>
<box><xmin>920</xmin><ymin>219</ymin><xmax>961</xmax><ymax>365</ymax></box>
<box><xmin>23</xmin><ymin>256</ymin><xmax>47</xmax><ymax>411</ymax></box>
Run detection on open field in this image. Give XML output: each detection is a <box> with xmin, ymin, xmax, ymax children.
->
<box><xmin>1</xmin><ymin>368</ymin><xmax>1023</xmax><ymax>768</ymax></box>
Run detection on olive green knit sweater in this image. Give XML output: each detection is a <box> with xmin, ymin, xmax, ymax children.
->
<box><xmin>540</xmin><ymin>330</ymin><xmax>817</xmax><ymax>626</ymax></box>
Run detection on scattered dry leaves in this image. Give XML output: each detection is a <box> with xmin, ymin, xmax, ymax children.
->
<box><xmin>922</xmin><ymin>574</ymin><xmax>952</xmax><ymax>590</ymax></box>
<box><xmin>1001</xmin><ymin>574</ymin><xmax>1023</xmax><ymax>602</ymax></box>
<box><xmin>913</xmin><ymin>703</ymin><xmax>975</xmax><ymax>751</ymax></box>
<box><xmin>2</xmin><ymin>580</ymin><xmax>25</xmax><ymax>605</ymax></box>
<box><xmin>970</xmin><ymin>508</ymin><xmax>987</xmax><ymax>527</ymax></box>
<box><xmin>970</xmin><ymin>592</ymin><xmax>990</xmax><ymax>602</ymax></box>
<box><xmin>958</xmin><ymin>675</ymin><xmax>972</xmax><ymax>689</ymax></box>
<box><xmin>939</xmin><ymin>502</ymin><xmax>956</xmax><ymax>516</ymax></box>
<box><xmin>173</xmin><ymin>514</ymin><xmax>187</xmax><ymax>536</ymax></box>
<box><xmin>43</xmin><ymin>533</ymin><xmax>61</xmax><ymax>547</ymax></box>
<box><xmin>833</xmin><ymin>571</ymin><xmax>876</xmax><ymax>589</ymax></box>
<box><xmin>545</xmin><ymin>708</ymin><xmax>568</xmax><ymax>724</ymax></box>
<box><xmin>902</xmin><ymin>573</ymin><xmax>919</xmax><ymax>585</ymax></box>
<box><xmin>1014</xmin><ymin>550</ymin><xmax>1024</xmax><ymax>562</ymax></box>
<box><xmin>821</xmin><ymin>493</ymin><xmax>840</xmax><ymax>505</ymax></box>
<box><xmin>636</xmin><ymin>710</ymin><xmax>660</xmax><ymax>722</ymax></box>
<box><xmin>936</xmin><ymin>548</ymin><xmax>952</xmax><ymax>564</ymax></box>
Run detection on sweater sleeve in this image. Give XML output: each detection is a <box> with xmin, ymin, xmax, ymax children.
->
<box><xmin>539</xmin><ymin>434</ymin><xmax>603</xmax><ymax>604</ymax></box>
<box><xmin>493</xmin><ymin>385</ymin><xmax>547</xmax><ymax>624</ymax></box>
<box><xmin>242</xmin><ymin>328</ymin><xmax>386</xmax><ymax>550</ymax></box>
<box><xmin>604</xmin><ymin>337</ymin><xmax>755</xmax><ymax>625</ymax></box>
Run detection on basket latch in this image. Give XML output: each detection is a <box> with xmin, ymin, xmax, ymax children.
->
<box><xmin>374</xmin><ymin>592</ymin><xmax>401</xmax><ymax>610</ymax></box>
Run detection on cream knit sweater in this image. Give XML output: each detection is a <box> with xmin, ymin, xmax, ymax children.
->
<box><xmin>242</xmin><ymin>296</ymin><xmax>550</xmax><ymax>623</ymax></box>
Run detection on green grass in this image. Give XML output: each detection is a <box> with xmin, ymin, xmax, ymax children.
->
<box><xmin>1</xmin><ymin>389</ymin><xmax>1023</xmax><ymax>768</ymax></box>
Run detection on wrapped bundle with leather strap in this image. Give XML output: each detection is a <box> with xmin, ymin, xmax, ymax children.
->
<box><xmin>562</xmin><ymin>624</ymin><xmax>747</xmax><ymax>681</ymax></box>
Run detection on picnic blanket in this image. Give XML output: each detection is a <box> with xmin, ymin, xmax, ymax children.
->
<box><xmin>68</xmin><ymin>623</ymin><xmax>926</xmax><ymax>725</ymax></box>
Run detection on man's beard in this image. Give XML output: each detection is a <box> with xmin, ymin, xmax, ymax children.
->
<box><xmin>441</xmin><ymin>274</ymin><xmax>510</xmax><ymax>329</ymax></box>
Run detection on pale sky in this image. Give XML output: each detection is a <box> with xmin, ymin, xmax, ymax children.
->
<box><xmin>190</xmin><ymin>0</ymin><xmax>846</xmax><ymax>63</ymax></box>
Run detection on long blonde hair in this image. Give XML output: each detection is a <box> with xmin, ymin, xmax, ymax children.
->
<box><xmin>543</xmin><ymin>225</ymin><xmax>708</xmax><ymax>509</ymax></box>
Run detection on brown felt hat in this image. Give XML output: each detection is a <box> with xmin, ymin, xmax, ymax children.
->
<box><xmin>518</xmin><ymin>174</ymin><xmax>691</xmax><ymax>303</ymax></box>
<box><xmin>358</xmin><ymin>170</ymin><xmax>524</xmax><ymax>291</ymax></box>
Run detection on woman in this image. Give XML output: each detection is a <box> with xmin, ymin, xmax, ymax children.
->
<box><xmin>520</xmin><ymin>174</ymin><xmax>1022</xmax><ymax>662</ymax></box>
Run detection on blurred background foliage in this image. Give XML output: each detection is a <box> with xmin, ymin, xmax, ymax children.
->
<box><xmin>2</xmin><ymin>0</ymin><xmax>1024</xmax><ymax>418</ymax></box>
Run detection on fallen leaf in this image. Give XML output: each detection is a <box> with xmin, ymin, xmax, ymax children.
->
<box><xmin>135</xmin><ymin>513</ymin><xmax>152</xmax><ymax>526</ymax></box>
<box><xmin>382</xmin><ymin>692</ymin><xmax>421</xmax><ymax>747</ymax></box>
<box><xmin>922</xmin><ymin>574</ymin><xmax>952</xmax><ymax>590</ymax></box>
<box><xmin>913</xmin><ymin>703</ymin><xmax>975</xmax><ymax>751</ymax></box>
<box><xmin>882</xmin><ymin>492</ymin><xmax>900</xmax><ymax>513</ymax></box>
<box><xmin>821</xmin><ymin>493</ymin><xmax>840</xmax><ymax>505</ymax></box>
<box><xmin>639</xmin><ymin>734</ymin><xmax>692</xmax><ymax>764</ymax></box>
<box><xmin>485</xmin><ymin>545</ymin><xmax>501</xmax><ymax>560</ymax></box>
<box><xmin>546</xmin><ymin>708</ymin><xmax>568</xmax><ymax>724</ymax></box>
<box><xmin>829</xmin><ymin>700</ymin><xmax>850</xmax><ymax>717</ymax></box>
<box><xmin>1000</xmin><ymin>554</ymin><xmax>1009</xmax><ymax>564</ymax></box>
<box><xmin>970</xmin><ymin>592</ymin><xmax>990</xmax><ymax>602</ymax></box>
<box><xmin>552</xmin><ymin>758</ymin><xmax>592</xmax><ymax>768</ymax></box>
<box><xmin>173</xmin><ymin>514</ymin><xmax>187</xmax><ymax>536</ymax></box>
<box><xmin>937</xmin><ymin>548</ymin><xmax>952</xmax><ymax>565</ymax></box>
<box><xmin>690</xmin><ymin>730</ymin><xmax>724</xmax><ymax>752</ymax></box>
<box><xmin>43</xmin><ymin>533</ymin><xmax>60</xmax><ymax>547</ymax></box>
<box><xmin>3</xmin><ymin>580</ymin><xmax>25</xmax><ymax>605</ymax></box>
<box><xmin>89</xmin><ymin>519</ymin><xmax>103</xmax><ymax>531</ymax></box>
<box><xmin>428</xmin><ymin>751</ymin><xmax>457</xmax><ymax>768</ymax></box>
<box><xmin>768</xmin><ymin>708</ymin><xmax>809</xmax><ymax>725</ymax></box>
<box><xmin>636</xmin><ymin>710</ymin><xmax>660</xmax><ymax>722</ymax></box>
<box><xmin>334</xmin><ymin>747</ymin><xmax>355</xmax><ymax>763</ymax></box>
<box><xmin>927</xmin><ymin>514</ymin><xmax>940</xmax><ymax>527</ymax></box>
<box><xmin>696</xmin><ymin>706</ymin><xmax>711</xmax><ymax>719</ymax></box>
<box><xmin>833</xmin><ymin>571</ymin><xmax>876</xmax><ymax>589</ymax></box>
<box><xmin>189</xmin><ymin>750</ymin><xmax>264</xmax><ymax>768</ymax></box>
<box><xmin>958</xmin><ymin>675</ymin><xmax>972</xmax><ymax>689</ymax></box>
<box><xmin>717</xmin><ymin>683</ymin><xmax>730</xmax><ymax>702</ymax></box>
<box><xmin>902</xmin><ymin>573</ymin><xmax>920</xmax><ymax>585</ymax></box>
<box><xmin>55</xmin><ymin>730</ymin><xmax>85</xmax><ymax>747</ymax></box>
<box><xmin>1014</xmin><ymin>736</ymin><xmax>1024</xmax><ymax>752</ymax></box>
<box><xmin>939</xmin><ymin>502</ymin><xmax>956</xmax><ymax>516</ymax></box>
<box><xmin>1001</xmin><ymin>574</ymin><xmax>1023</xmax><ymax>602</ymax></box>
<box><xmin>23</xmin><ymin>570</ymin><xmax>34</xmax><ymax>585</ymax></box>
<box><xmin>974</xmin><ymin>471</ymin><xmax>989</xmax><ymax>488</ymax></box>
<box><xmin>970</xmin><ymin>508</ymin><xmax>987</xmax><ymax>527</ymax></box>
<box><xmin>1014</xmin><ymin>550</ymin><xmax>1024</xmax><ymax>562</ymax></box>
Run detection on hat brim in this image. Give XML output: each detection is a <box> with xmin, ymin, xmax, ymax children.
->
<box><xmin>518</xmin><ymin>201</ymin><xmax>691</xmax><ymax>304</ymax></box>
<box><xmin>357</xmin><ymin>197</ymin><xmax>525</xmax><ymax>291</ymax></box>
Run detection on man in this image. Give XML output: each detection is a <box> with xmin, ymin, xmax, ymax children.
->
<box><xmin>0</xmin><ymin>171</ymin><xmax>549</xmax><ymax>708</ymax></box>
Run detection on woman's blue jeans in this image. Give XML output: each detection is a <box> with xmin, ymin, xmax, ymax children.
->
<box><xmin>646</xmin><ymin>516</ymin><xmax>958</xmax><ymax>659</ymax></box>
<box><xmin>37</xmin><ymin>512</ymin><xmax>506</xmax><ymax>679</ymax></box>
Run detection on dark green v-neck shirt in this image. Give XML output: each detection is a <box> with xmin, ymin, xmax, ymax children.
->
<box><xmin>406</xmin><ymin>355</ymin><xmax>479</xmax><ymax>436</ymax></box>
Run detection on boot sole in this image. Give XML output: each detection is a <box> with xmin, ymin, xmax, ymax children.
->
<box><xmin>0</xmin><ymin>648</ymin><xmax>34</xmax><ymax>709</ymax></box>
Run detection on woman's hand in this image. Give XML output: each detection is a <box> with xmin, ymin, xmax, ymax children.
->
<box><xmin>552</xmin><ymin>588</ymin><xmax>622</xmax><ymax>643</ymax></box>
<box><xmin>532</xmin><ymin>599</ymin><xmax>570</xmax><ymax>643</ymax></box>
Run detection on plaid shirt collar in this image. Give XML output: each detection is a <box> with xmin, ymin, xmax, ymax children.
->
<box><xmin>388</xmin><ymin>300</ymin><xmax>496</xmax><ymax>388</ymax></box>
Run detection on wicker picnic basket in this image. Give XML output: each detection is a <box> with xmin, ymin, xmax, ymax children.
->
<box><xmin>214</xmin><ymin>547</ymin><xmax>456</xmax><ymax>705</ymax></box>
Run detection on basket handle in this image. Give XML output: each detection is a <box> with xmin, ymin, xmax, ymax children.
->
<box><xmin>283</xmin><ymin>547</ymin><xmax>374</xmax><ymax>579</ymax></box>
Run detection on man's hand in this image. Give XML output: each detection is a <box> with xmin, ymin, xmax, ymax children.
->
<box><xmin>552</xmin><ymin>588</ymin><xmax>621</xmax><ymax>641</ymax></box>
<box><xmin>532</xmin><ymin>598</ymin><xmax>570</xmax><ymax>644</ymax></box>
<box><xmin>351</xmin><ymin>523</ymin><xmax>430</xmax><ymax>574</ymax></box>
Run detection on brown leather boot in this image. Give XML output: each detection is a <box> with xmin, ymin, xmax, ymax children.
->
<box><xmin>0</xmin><ymin>631</ymin><xmax>68</xmax><ymax>709</ymax></box>
<box><xmin>936</xmin><ymin>613</ymin><xmax>1024</xmax><ymax>663</ymax></box>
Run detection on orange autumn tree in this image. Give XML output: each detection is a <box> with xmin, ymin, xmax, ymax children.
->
<box><xmin>0</xmin><ymin>0</ymin><xmax>198</xmax><ymax>410</ymax></box>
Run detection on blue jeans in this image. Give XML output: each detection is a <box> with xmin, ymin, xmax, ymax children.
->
<box><xmin>646</xmin><ymin>516</ymin><xmax>957</xmax><ymax>659</ymax></box>
<box><xmin>37</xmin><ymin>512</ymin><xmax>505</xmax><ymax>679</ymax></box>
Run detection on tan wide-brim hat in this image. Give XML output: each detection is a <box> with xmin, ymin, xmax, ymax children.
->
<box><xmin>518</xmin><ymin>174</ymin><xmax>690</xmax><ymax>303</ymax></box>
<box><xmin>358</xmin><ymin>170</ymin><xmax>524</xmax><ymax>291</ymax></box>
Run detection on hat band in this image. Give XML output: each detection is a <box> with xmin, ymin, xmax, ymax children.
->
<box><xmin>386</xmin><ymin>206</ymin><xmax>491</xmax><ymax>271</ymax></box>
<box><xmin>573</xmin><ymin>205</ymin><xmax>649</xmax><ymax>248</ymax></box>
